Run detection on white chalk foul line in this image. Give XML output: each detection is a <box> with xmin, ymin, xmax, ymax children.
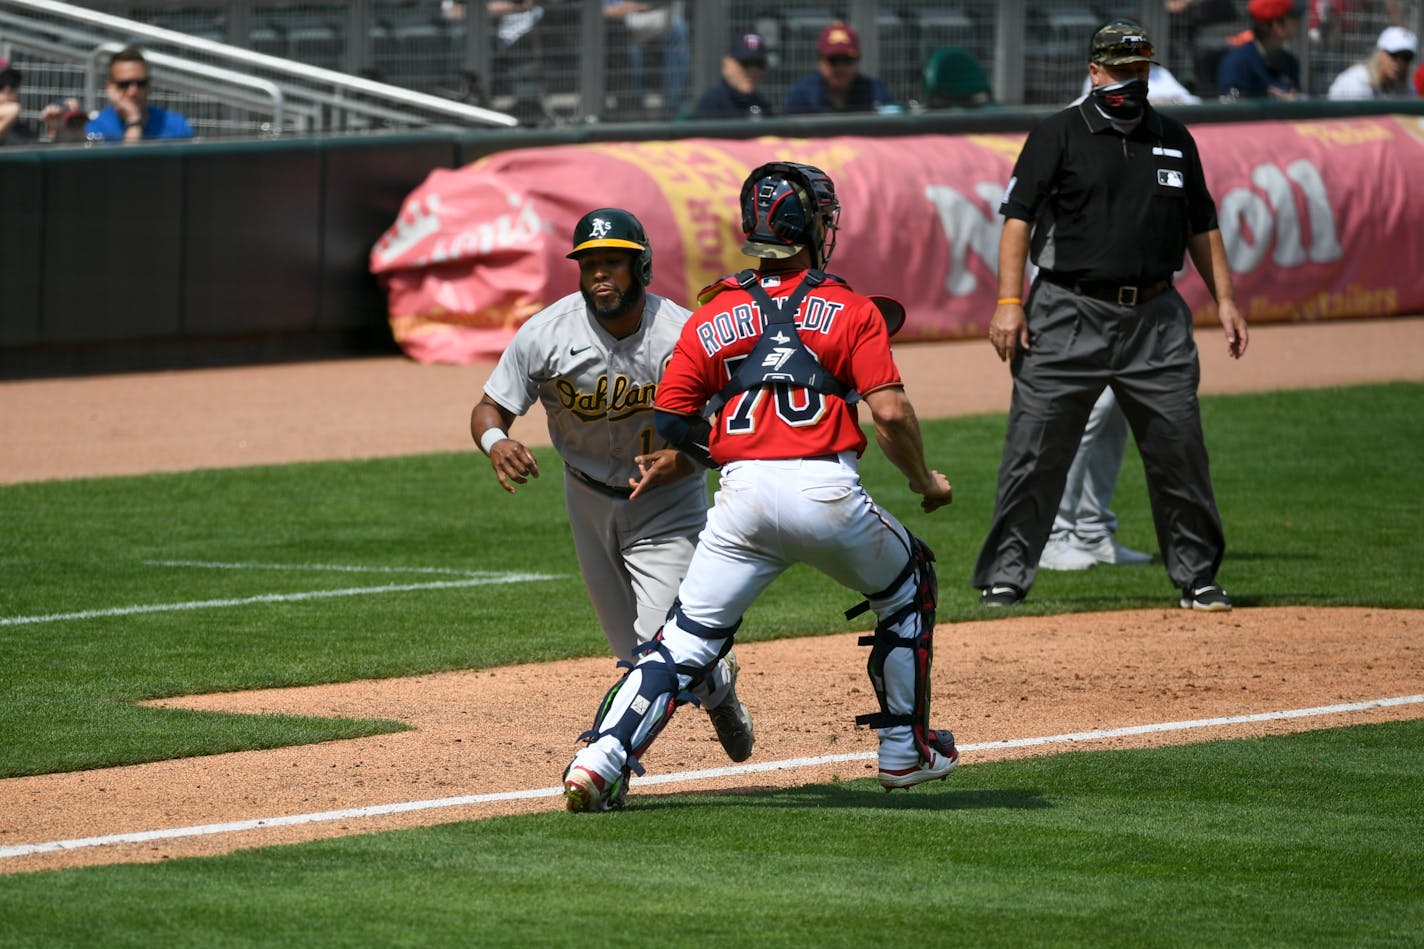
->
<box><xmin>3</xmin><ymin>693</ymin><xmax>1420</xmax><ymax>861</ymax></box>
<box><xmin>0</xmin><ymin>573</ymin><xmax>561</xmax><ymax>627</ymax></box>
<box><xmin>145</xmin><ymin>560</ymin><xmax>486</xmax><ymax>576</ymax></box>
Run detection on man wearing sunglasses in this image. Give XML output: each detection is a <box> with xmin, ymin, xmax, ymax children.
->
<box><xmin>975</xmin><ymin>19</ymin><xmax>1248</xmax><ymax>613</ymax></box>
<box><xmin>86</xmin><ymin>46</ymin><xmax>193</xmax><ymax>143</ymax></box>
<box><xmin>783</xmin><ymin>21</ymin><xmax>894</xmax><ymax>115</ymax></box>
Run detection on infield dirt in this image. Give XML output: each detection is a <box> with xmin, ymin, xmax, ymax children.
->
<box><xmin>1</xmin><ymin>317</ymin><xmax>1421</xmax><ymax>874</ymax></box>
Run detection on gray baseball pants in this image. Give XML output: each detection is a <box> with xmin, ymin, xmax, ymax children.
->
<box><xmin>1050</xmin><ymin>387</ymin><xmax>1127</xmax><ymax>545</ymax></box>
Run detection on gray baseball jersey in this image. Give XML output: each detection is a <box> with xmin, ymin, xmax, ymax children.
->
<box><xmin>484</xmin><ymin>290</ymin><xmax>692</xmax><ymax>488</ymax></box>
<box><xmin>483</xmin><ymin>289</ymin><xmax>709</xmax><ymax>660</ymax></box>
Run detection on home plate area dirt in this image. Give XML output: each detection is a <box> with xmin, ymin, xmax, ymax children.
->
<box><xmin>1</xmin><ymin>607</ymin><xmax>1419</xmax><ymax>874</ymax></box>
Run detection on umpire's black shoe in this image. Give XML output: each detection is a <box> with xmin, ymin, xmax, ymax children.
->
<box><xmin>980</xmin><ymin>584</ymin><xmax>1025</xmax><ymax>607</ymax></box>
<box><xmin>1180</xmin><ymin>582</ymin><xmax>1232</xmax><ymax>612</ymax></box>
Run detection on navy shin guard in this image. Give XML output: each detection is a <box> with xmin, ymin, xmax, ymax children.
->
<box><xmin>577</xmin><ymin>639</ymin><xmax>683</xmax><ymax>775</ymax></box>
<box><xmin>852</xmin><ymin>534</ymin><xmax>940</xmax><ymax>763</ymax></box>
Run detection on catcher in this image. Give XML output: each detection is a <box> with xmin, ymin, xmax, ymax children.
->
<box><xmin>562</xmin><ymin>162</ymin><xmax>958</xmax><ymax>812</ymax></box>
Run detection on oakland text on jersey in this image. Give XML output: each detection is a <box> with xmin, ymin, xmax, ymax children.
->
<box><xmin>555</xmin><ymin>372</ymin><xmax>658</xmax><ymax>423</ymax></box>
<box><xmin>693</xmin><ymin>295</ymin><xmax>845</xmax><ymax>357</ymax></box>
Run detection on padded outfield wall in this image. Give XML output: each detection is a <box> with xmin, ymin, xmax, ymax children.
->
<box><xmin>1</xmin><ymin>100</ymin><xmax>1420</xmax><ymax>377</ymax></box>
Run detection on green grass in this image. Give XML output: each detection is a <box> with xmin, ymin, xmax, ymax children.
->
<box><xmin>1</xmin><ymin>721</ymin><xmax>1419</xmax><ymax>947</ymax></box>
<box><xmin>0</xmin><ymin>383</ymin><xmax>1421</xmax><ymax>776</ymax></box>
<box><xmin>0</xmin><ymin>381</ymin><xmax>1422</xmax><ymax>943</ymax></box>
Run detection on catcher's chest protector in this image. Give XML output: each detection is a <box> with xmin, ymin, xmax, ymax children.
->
<box><xmin>702</xmin><ymin>270</ymin><xmax>850</xmax><ymax>419</ymax></box>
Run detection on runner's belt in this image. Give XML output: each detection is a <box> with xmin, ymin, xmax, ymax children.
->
<box><xmin>1041</xmin><ymin>272</ymin><xmax>1173</xmax><ymax>307</ymax></box>
<box><xmin>565</xmin><ymin>464</ymin><xmax>633</xmax><ymax>498</ymax></box>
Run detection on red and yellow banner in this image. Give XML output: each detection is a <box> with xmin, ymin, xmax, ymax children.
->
<box><xmin>370</xmin><ymin>116</ymin><xmax>1424</xmax><ymax>364</ymax></box>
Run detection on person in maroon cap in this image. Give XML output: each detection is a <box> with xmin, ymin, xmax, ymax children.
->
<box><xmin>1216</xmin><ymin>0</ymin><xmax>1304</xmax><ymax>99</ymax></box>
<box><xmin>783</xmin><ymin>20</ymin><xmax>894</xmax><ymax>114</ymax></box>
<box><xmin>692</xmin><ymin>31</ymin><xmax>775</xmax><ymax>119</ymax></box>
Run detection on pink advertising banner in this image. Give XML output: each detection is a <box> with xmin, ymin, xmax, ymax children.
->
<box><xmin>370</xmin><ymin>115</ymin><xmax>1424</xmax><ymax>364</ymax></box>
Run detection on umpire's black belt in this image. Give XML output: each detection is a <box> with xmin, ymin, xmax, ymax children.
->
<box><xmin>1041</xmin><ymin>272</ymin><xmax>1173</xmax><ymax>307</ymax></box>
<box><xmin>565</xmin><ymin>463</ymin><xmax>634</xmax><ymax>498</ymax></box>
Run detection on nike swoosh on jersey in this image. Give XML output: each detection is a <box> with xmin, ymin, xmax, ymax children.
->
<box><xmin>570</xmin><ymin>345</ymin><xmax>592</xmax><ymax>356</ymax></box>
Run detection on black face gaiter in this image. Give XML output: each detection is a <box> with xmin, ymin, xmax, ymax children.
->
<box><xmin>1091</xmin><ymin>78</ymin><xmax>1149</xmax><ymax>122</ymax></box>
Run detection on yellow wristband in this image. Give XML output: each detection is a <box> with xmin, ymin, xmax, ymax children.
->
<box><xmin>997</xmin><ymin>297</ymin><xmax>1023</xmax><ymax>306</ymax></box>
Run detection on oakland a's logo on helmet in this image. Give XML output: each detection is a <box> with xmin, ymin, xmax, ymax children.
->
<box><xmin>567</xmin><ymin>208</ymin><xmax>654</xmax><ymax>287</ymax></box>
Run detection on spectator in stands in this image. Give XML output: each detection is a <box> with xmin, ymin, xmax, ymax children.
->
<box><xmin>86</xmin><ymin>46</ymin><xmax>193</xmax><ymax>143</ymax></box>
<box><xmin>784</xmin><ymin>21</ymin><xmax>895</xmax><ymax>114</ymax></box>
<box><xmin>921</xmin><ymin>46</ymin><xmax>993</xmax><ymax>109</ymax></box>
<box><xmin>1327</xmin><ymin>26</ymin><xmax>1418</xmax><ymax>98</ymax></box>
<box><xmin>1163</xmin><ymin>0</ymin><xmax>1242</xmax><ymax>97</ymax></box>
<box><xmin>603</xmin><ymin>1</ymin><xmax>691</xmax><ymax>117</ymax></box>
<box><xmin>1416</xmin><ymin>60</ymin><xmax>1424</xmax><ymax>96</ymax></box>
<box><xmin>483</xmin><ymin>0</ymin><xmax>544</xmax><ymax>51</ymax></box>
<box><xmin>39</xmin><ymin>98</ymin><xmax>90</xmax><ymax>144</ymax></box>
<box><xmin>0</xmin><ymin>61</ymin><xmax>22</xmax><ymax>146</ymax></box>
<box><xmin>1216</xmin><ymin>0</ymin><xmax>1304</xmax><ymax>99</ymax></box>
<box><xmin>692</xmin><ymin>31</ymin><xmax>773</xmax><ymax>119</ymax></box>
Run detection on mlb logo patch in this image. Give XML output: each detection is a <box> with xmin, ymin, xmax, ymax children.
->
<box><xmin>1157</xmin><ymin>169</ymin><xmax>1184</xmax><ymax>189</ymax></box>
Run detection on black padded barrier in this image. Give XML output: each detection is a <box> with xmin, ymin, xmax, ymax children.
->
<box><xmin>0</xmin><ymin>131</ymin><xmax>459</xmax><ymax>378</ymax></box>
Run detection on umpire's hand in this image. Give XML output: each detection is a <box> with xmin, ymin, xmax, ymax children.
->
<box><xmin>988</xmin><ymin>301</ymin><xmax>1029</xmax><ymax>362</ymax></box>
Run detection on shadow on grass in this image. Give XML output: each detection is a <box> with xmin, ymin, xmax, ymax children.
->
<box><xmin>628</xmin><ymin>781</ymin><xmax>1050</xmax><ymax>813</ymax></box>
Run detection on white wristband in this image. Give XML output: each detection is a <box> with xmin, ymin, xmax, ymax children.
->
<box><xmin>479</xmin><ymin>428</ymin><xmax>509</xmax><ymax>455</ymax></box>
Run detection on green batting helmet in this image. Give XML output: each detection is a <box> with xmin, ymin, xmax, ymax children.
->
<box><xmin>568</xmin><ymin>208</ymin><xmax>653</xmax><ymax>286</ymax></box>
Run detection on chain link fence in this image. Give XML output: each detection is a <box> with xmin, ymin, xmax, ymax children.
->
<box><xmin>3</xmin><ymin>0</ymin><xmax>1420</xmax><ymax>140</ymax></box>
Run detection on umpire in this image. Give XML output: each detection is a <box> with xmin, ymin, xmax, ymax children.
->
<box><xmin>973</xmin><ymin>18</ymin><xmax>1249</xmax><ymax>612</ymax></box>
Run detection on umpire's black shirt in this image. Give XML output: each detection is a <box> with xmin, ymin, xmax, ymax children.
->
<box><xmin>1000</xmin><ymin>100</ymin><xmax>1219</xmax><ymax>287</ymax></box>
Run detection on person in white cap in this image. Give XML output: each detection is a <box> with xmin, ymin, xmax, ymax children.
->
<box><xmin>1327</xmin><ymin>26</ymin><xmax>1418</xmax><ymax>100</ymax></box>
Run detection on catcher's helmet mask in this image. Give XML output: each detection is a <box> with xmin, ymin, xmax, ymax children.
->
<box><xmin>568</xmin><ymin>208</ymin><xmax>654</xmax><ymax>287</ymax></box>
<box><xmin>739</xmin><ymin>162</ymin><xmax>841</xmax><ymax>268</ymax></box>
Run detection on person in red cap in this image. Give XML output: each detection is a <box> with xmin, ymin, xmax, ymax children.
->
<box><xmin>1216</xmin><ymin>0</ymin><xmax>1304</xmax><ymax>99</ymax></box>
<box><xmin>1415</xmin><ymin>60</ymin><xmax>1424</xmax><ymax>97</ymax></box>
<box><xmin>783</xmin><ymin>20</ymin><xmax>894</xmax><ymax>114</ymax></box>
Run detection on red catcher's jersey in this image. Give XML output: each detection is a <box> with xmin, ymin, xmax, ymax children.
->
<box><xmin>655</xmin><ymin>269</ymin><xmax>902</xmax><ymax>465</ymax></box>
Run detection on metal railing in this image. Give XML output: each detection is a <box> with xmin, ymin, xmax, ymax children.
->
<box><xmin>3</xmin><ymin>0</ymin><xmax>1420</xmax><ymax>139</ymax></box>
<box><xmin>0</xmin><ymin>0</ymin><xmax>516</xmax><ymax>138</ymax></box>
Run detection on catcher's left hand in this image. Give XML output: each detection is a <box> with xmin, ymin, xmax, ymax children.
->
<box><xmin>628</xmin><ymin>449</ymin><xmax>692</xmax><ymax>499</ymax></box>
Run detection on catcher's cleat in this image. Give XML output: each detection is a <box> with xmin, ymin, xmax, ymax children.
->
<box><xmin>704</xmin><ymin>655</ymin><xmax>754</xmax><ymax>762</ymax></box>
<box><xmin>563</xmin><ymin>765</ymin><xmax>628</xmax><ymax>813</ymax></box>
<box><xmin>707</xmin><ymin>691</ymin><xmax>755</xmax><ymax>763</ymax></box>
<box><xmin>878</xmin><ymin>732</ymin><xmax>959</xmax><ymax>791</ymax></box>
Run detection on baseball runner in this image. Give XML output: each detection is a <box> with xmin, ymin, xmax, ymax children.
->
<box><xmin>562</xmin><ymin>162</ymin><xmax>958</xmax><ymax>813</ymax></box>
<box><xmin>470</xmin><ymin>208</ymin><xmax>754</xmax><ymax>763</ymax></box>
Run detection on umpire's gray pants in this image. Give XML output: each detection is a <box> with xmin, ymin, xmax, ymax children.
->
<box><xmin>1050</xmin><ymin>387</ymin><xmax>1127</xmax><ymax>544</ymax></box>
<box><xmin>971</xmin><ymin>279</ymin><xmax>1226</xmax><ymax>594</ymax></box>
